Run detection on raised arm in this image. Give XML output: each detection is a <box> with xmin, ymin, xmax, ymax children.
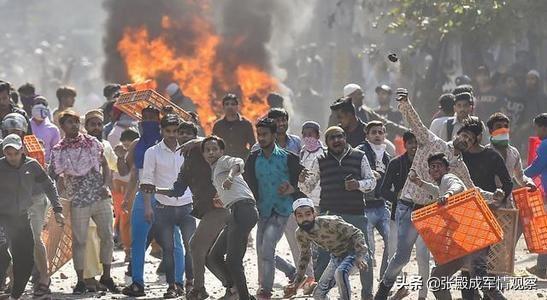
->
<box><xmin>396</xmin><ymin>89</ymin><xmax>431</xmax><ymax>144</ymax></box>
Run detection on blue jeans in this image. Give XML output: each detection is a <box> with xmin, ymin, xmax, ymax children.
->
<box><xmin>364</xmin><ymin>205</ymin><xmax>391</xmax><ymax>277</ymax></box>
<box><xmin>155</xmin><ymin>203</ymin><xmax>197</xmax><ymax>284</ymax></box>
<box><xmin>315</xmin><ymin>212</ymin><xmax>374</xmax><ymax>298</ymax></box>
<box><xmin>130</xmin><ymin>192</ymin><xmax>184</xmax><ymax>285</ymax></box>
<box><xmin>313</xmin><ymin>255</ymin><xmax>357</xmax><ymax>300</ymax></box>
<box><xmin>381</xmin><ymin>200</ymin><xmax>419</xmax><ymax>288</ymax></box>
<box><xmin>256</xmin><ymin>213</ymin><xmax>293</xmax><ymax>293</ymax></box>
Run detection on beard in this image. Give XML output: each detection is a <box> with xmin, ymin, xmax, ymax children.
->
<box><xmin>89</xmin><ymin>131</ymin><xmax>103</xmax><ymax>141</ymax></box>
<box><xmin>297</xmin><ymin>220</ymin><xmax>315</xmax><ymax>232</ymax></box>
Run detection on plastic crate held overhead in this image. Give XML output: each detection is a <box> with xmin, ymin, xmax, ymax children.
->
<box><xmin>412</xmin><ymin>188</ymin><xmax>503</xmax><ymax>265</ymax></box>
<box><xmin>23</xmin><ymin>135</ymin><xmax>45</xmax><ymax>167</ymax></box>
<box><xmin>114</xmin><ymin>89</ymin><xmax>191</xmax><ymax>121</ymax></box>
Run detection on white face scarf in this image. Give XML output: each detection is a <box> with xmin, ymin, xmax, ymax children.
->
<box><xmin>370</xmin><ymin>143</ymin><xmax>387</xmax><ymax>172</ymax></box>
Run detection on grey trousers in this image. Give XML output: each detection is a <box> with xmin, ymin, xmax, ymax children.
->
<box><xmin>190</xmin><ymin>208</ymin><xmax>229</xmax><ymax>289</ymax></box>
<box><xmin>70</xmin><ymin>198</ymin><xmax>114</xmax><ymax>271</ymax></box>
<box><xmin>28</xmin><ymin>194</ymin><xmax>50</xmax><ymax>282</ymax></box>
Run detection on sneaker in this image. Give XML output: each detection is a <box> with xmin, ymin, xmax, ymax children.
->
<box><xmin>174</xmin><ymin>282</ymin><xmax>185</xmax><ymax>296</ymax></box>
<box><xmin>122</xmin><ymin>282</ymin><xmax>146</xmax><ymax>297</ymax></box>
<box><xmin>99</xmin><ymin>276</ymin><xmax>120</xmax><ymax>293</ymax></box>
<box><xmin>526</xmin><ymin>265</ymin><xmax>547</xmax><ymax>279</ymax></box>
<box><xmin>186</xmin><ymin>287</ymin><xmax>210</xmax><ymax>300</ymax></box>
<box><xmin>163</xmin><ymin>286</ymin><xmax>179</xmax><ymax>299</ymax></box>
<box><xmin>72</xmin><ymin>281</ymin><xmax>87</xmax><ymax>295</ymax></box>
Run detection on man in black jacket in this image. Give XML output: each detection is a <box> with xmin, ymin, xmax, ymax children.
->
<box><xmin>243</xmin><ymin>118</ymin><xmax>306</xmax><ymax>299</ymax></box>
<box><xmin>0</xmin><ymin>134</ymin><xmax>64</xmax><ymax>300</ymax></box>
<box><xmin>379</xmin><ymin>131</ymin><xmax>430</xmax><ymax>300</ymax></box>
<box><xmin>357</xmin><ymin>121</ymin><xmax>391</xmax><ymax>278</ymax></box>
<box><xmin>157</xmin><ymin>131</ymin><xmax>230</xmax><ymax>300</ymax></box>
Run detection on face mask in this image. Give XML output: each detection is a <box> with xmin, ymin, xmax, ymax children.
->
<box><xmin>31</xmin><ymin>104</ymin><xmax>49</xmax><ymax>121</ymax></box>
<box><xmin>490</xmin><ymin>128</ymin><xmax>510</xmax><ymax>147</ymax></box>
<box><xmin>297</xmin><ymin>220</ymin><xmax>315</xmax><ymax>232</ymax></box>
<box><xmin>303</xmin><ymin>137</ymin><xmax>321</xmax><ymax>152</ymax></box>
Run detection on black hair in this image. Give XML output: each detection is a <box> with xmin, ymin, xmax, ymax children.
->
<box><xmin>534</xmin><ymin>113</ymin><xmax>547</xmax><ymax>127</ymax></box>
<box><xmin>457</xmin><ymin>117</ymin><xmax>483</xmax><ymax>137</ymax></box>
<box><xmin>10</xmin><ymin>91</ymin><xmax>18</xmax><ymax>104</ymax></box>
<box><xmin>222</xmin><ymin>93</ymin><xmax>238</xmax><ymax>105</ymax></box>
<box><xmin>428</xmin><ymin>153</ymin><xmax>449</xmax><ymax>168</ymax></box>
<box><xmin>267</xmin><ymin>108</ymin><xmax>289</xmax><ymax>121</ymax></box>
<box><xmin>120</xmin><ymin>129</ymin><xmax>140</xmax><ymax>142</ymax></box>
<box><xmin>267</xmin><ymin>93</ymin><xmax>284</xmax><ymax>108</ymax></box>
<box><xmin>103</xmin><ymin>83</ymin><xmax>121</xmax><ymax>98</ymax></box>
<box><xmin>256</xmin><ymin>118</ymin><xmax>277</xmax><ymax>134</ymax></box>
<box><xmin>329</xmin><ymin>97</ymin><xmax>356</xmax><ymax>114</ymax></box>
<box><xmin>452</xmin><ymin>84</ymin><xmax>474</xmax><ymax>96</ymax></box>
<box><xmin>438</xmin><ymin>93</ymin><xmax>455</xmax><ymax>114</ymax></box>
<box><xmin>18</xmin><ymin>83</ymin><xmax>35</xmax><ymax>95</ymax></box>
<box><xmin>178</xmin><ymin>120</ymin><xmax>198</xmax><ymax>136</ymax></box>
<box><xmin>0</xmin><ymin>82</ymin><xmax>11</xmax><ymax>94</ymax></box>
<box><xmin>201</xmin><ymin>135</ymin><xmax>226</xmax><ymax>152</ymax></box>
<box><xmin>454</xmin><ymin>92</ymin><xmax>474</xmax><ymax>105</ymax></box>
<box><xmin>160</xmin><ymin>114</ymin><xmax>181</xmax><ymax>128</ymax></box>
<box><xmin>365</xmin><ymin>120</ymin><xmax>385</xmax><ymax>133</ymax></box>
<box><xmin>486</xmin><ymin>113</ymin><xmax>510</xmax><ymax>130</ymax></box>
<box><xmin>142</xmin><ymin>105</ymin><xmax>160</xmax><ymax>115</ymax></box>
<box><xmin>402</xmin><ymin>131</ymin><xmax>416</xmax><ymax>143</ymax></box>
<box><xmin>56</xmin><ymin>86</ymin><xmax>77</xmax><ymax>102</ymax></box>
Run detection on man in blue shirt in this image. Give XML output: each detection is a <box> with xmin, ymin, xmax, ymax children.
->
<box><xmin>524</xmin><ymin>113</ymin><xmax>547</xmax><ymax>279</ymax></box>
<box><xmin>244</xmin><ymin>118</ymin><xmax>306</xmax><ymax>299</ymax></box>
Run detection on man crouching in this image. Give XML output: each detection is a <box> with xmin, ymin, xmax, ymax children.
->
<box><xmin>286</xmin><ymin>198</ymin><xmax>369</xmax><ymax>300</ymax></box>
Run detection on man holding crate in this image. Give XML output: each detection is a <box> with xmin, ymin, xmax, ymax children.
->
<box><xmin>524</xmin><ymin>113</ymin><xmax>547</xmax><ymax>280</ymax></box>
<box><xmin>408</xmin><ymin>153</ymin><xmax>506</xmax><ymax>299</ymax></box>
<box><xmin>374</xmin><ymin>89</ymin><xmax>501</xmax><ymax>300</ymax></box>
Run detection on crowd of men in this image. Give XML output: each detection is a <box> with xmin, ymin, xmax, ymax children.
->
<box><xmin>0</xmin><ymin>74</ymin><xmax>545</xmax><ymax>300</ymax></box>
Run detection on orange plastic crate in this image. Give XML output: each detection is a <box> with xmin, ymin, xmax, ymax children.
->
<box><xmin>23</xmin><ymin>135</ymin><xmax>45</xmax><ymax>167</ymax></box>
<box><xmin>520</xmin><ymin>214</ymin><xmax>547</xmax><ymax>253</ymax></box>
<box><xmin>512</xmin><ymin>188</ymin><xmax>547</xmax><ymax>253</ymax></box>
<box><xmin>512</xmin><ymin>187</ymin><xmax>545</xmax><ymax>222</ymax></box>
<box><xmin>412</xmin><ymin>188</ymin><xmax>504</xmax><ymax>265</ymax></box>
<box><xmin>114</xmin><ymin>89</ymin><xmax>191</xmax><ymax>121</ymax></box>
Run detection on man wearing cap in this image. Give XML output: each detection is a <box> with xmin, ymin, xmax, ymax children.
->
<box><xmin>140</xmin><ymin>114</ymin><xmax>194</xmax><ymax>298</ymax></box>
<box><xmin>285</xmin><ymin>198</ymin><xmax>369</xmax><ymax>300</ymax></box>
<box><xmin>0</xmin><ymin>134</ymin><xmax>64</xmax><ymax>300</ymax></box>
<box><xmin>328</xmin><ymin>84</ymin><xmax>368</xmax><ymax>127</ymax></box>
<box><xmin>432</xmin><ymin>89</ymin><xmax>490</xmax><ymax>145</ymax></box>
<box><xmin>1</xmin><ymin>112</ymin><xmax>60</xmax><ymax>296</ymax></box>
<box><xmin>83</xmin><ymin>109</ymin><xmax>120</xmax><ymax>291</ymax></box>
<box><xmin>300</xmin><ymin>125</ymin><xmax>376</xmax><ymax>299</ymax></box>
<box><xmin>49</xmin><ymin>110</ymin><xmax>119</xmax><ymax>295</ymax></box>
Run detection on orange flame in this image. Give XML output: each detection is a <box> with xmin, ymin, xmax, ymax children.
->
<box><xmin>117</xmin><ymin>12</ymin><xmax>278</xmax><ymax>133</ymax></box>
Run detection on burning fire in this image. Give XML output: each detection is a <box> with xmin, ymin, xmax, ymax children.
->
<box><xmin>117</xmin><ymin>10</ymin><xmax>278</xmax><ymax>132</ymax></box>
